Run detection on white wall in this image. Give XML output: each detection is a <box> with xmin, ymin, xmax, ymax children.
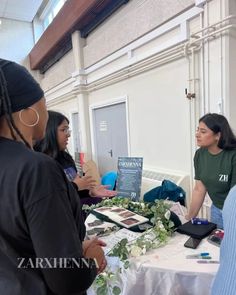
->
<box><xmin>0</xmin><ymin>18</ymin><xmax>34</xmax><ymax>64</ymax></box>
<box><xmin>197</xmin><ymin>0</ymin><xmax>236</xmax><ymax>132</ymax></box>
<box><xmin>88</xmin><ymin>58</ymin><xmax>191</xmax><ymax>173</ymax></box>
<box><xmin>226</xmin><ymin>0</ymin><xmax>236</xmax><ymax>131</ymax></box>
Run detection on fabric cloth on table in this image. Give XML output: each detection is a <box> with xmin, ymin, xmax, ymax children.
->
<box><xmin>143</xmin><ymin>179</ymin><xmax>186</xmax><ymax>206</ymax></box>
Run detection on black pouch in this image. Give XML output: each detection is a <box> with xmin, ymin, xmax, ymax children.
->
<box><xmin>176</xmin><ymin>220</ymin><xmax>217</xmax><ymax>239</ymax></box>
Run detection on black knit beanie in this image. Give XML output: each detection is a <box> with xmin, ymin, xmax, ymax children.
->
<box><xmin>0</xmin><ymin>58</ymin><xmax>44</xmax><ymax>114</ymax></box>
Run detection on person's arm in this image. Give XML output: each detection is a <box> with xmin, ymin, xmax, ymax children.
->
<box><xmin>186</xmin><ymin>180</ymin><xmax>207</xmax><ymax>220</ymax></box>
<box><xmin>70</xmin><ymin>181</ymin><xmax>91</xmax><ymax>200</ymax></box>
<box><xmin>73</xmin><ymin>174</ymin><xmax>97</xmax><ymax>190</ymax></box>
<box><xmin>89</xmin><ymin>185</ymin><xmax>117</xmax><ymax>198</ymax></box>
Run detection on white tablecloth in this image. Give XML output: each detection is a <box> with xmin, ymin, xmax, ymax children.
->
<box><xmin>86</xmin><ymin>214</ymin><xmax>219</xmax><ymax>295</ymax></box>
<box><xmin>120</xmin><ymin>233</ymin><xmax>219</xmax><ymax>295</ymax></box>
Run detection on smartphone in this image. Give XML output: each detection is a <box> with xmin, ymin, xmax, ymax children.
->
<box><xmin>184</xmin><ymin>237</ymin><xmax>202</xmax><ymax>249</ymax></box>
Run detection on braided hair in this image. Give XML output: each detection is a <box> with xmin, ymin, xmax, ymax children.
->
<box><xmin>0</xmin><ymin>59</ymin><xmax>32</xmax><ymax>148</ymax></box>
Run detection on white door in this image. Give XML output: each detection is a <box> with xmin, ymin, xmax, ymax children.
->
<box><xmin>93</xmin><ymin>102</ymin><xmax>128</xmax><ymax>174</ymax></box>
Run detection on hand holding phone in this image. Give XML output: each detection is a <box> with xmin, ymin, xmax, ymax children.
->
<box><xmin>184</xmin><ymin>237</ymin><xmax>202</xmax><ymax>249</ymax></box>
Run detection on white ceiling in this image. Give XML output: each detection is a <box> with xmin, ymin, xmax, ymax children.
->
<box><xmin>0</xmin><ymin>0</ymin><xmax>44</xmax><ymax>22</ymax></box>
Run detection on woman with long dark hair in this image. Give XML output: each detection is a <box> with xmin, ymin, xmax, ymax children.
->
<box><xmin>186</xmin><ymin>113</ymin><xmax>236</xmax><ymax>228</ymax></box>
<box><xmin>34</xmin><ymin>110</ymin><xmax>116</xmax><ymax>206</ymax></box>
<box><xmin>0</xmin><ymin>58</ymin><xmax>106</xmax><ymax>295</ymax></box>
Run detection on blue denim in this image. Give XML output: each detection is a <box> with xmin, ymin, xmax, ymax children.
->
<box><xmin>210</xmin><ymin>203</ymin><xmax>223</xmax><ymax>229</ymax></box>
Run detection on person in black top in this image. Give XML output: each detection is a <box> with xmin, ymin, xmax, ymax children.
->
<box><xmin>34</xmin><ymin>110</ymin><xmax>117</xmax><ymax>207</ymax></box>
<box><xmin>0</xmin><ymin>58</ymin><xmax>106</xmax><ymax>295</ymax></box>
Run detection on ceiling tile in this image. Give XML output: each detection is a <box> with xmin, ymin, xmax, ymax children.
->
<box><xmin>0</xmin><ymin>0</ymin><xmax>44</xmax><ymax>22</ymax></box>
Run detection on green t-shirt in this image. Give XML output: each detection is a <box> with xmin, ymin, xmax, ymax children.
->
<box><xmin>194</xmin><ymin>148</ymin><xmax>236</xmax><ymax>209</ymax></box>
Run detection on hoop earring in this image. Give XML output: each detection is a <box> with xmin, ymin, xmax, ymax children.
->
<box><xmin>19</xmin><ymin>107</ymin><xmax>39</xmax><ymax>127</ymax></box>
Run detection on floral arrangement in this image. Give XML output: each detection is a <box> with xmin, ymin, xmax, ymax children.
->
<box><xmin>83</xmin><ymin>197</ymin><xmax>175</xmax><ymax>295</ymax></box>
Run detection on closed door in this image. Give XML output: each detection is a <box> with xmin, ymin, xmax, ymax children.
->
<box><xmin>93</xmin><ymin>102</ymin><xmax>128</xmax><ymax>174</ymax></box>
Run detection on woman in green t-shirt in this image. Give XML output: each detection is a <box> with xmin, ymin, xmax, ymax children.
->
<box><xmin>186</xmin><ymin>113</ymin><xmax>236</xmax><ymax>229</ymax></box>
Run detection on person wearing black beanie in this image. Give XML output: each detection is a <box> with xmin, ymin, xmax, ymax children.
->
<box><xmin>0</xmin><ymin>59</ymin><xmax>106</xmax><ymax>295</ymax></box>
<box><xmin>0</xmin><ymin>58</ymin><xmax>47</xmax><ymax>147</ymax></box>
<box><xmin>0</xmin><ymin>59</ymin><xmax>44</xmax><ymax>113</ymax></box>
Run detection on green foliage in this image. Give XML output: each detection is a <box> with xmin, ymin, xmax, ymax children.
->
<box><xmin>86</xmin><ymin>197</ymin><xmax>175</xmax><ymax>295</ymax></box>
<box><xmin>109</xmin><ymin>238</ymin><xmax>129</xmax><ymax>261</ymax></box>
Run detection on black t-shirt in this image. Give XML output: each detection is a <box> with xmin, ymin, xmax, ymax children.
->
<box><xmin>0</xmin><ymin>137</ymin><xmax>97</xmax><ymax>294</ymax></box>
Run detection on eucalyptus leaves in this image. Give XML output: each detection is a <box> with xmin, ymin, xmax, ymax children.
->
<box><xmin>84</xmin><ymin>197</ymin><xmax>175</xmax><ymax>295</ymax></box>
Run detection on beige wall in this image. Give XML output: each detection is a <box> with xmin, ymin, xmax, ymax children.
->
<box><xmin>41</xmin><ymin>50</ymin><xmax>75</xmax><ymax>91</ymax></box>
<box><xmin>83</xmin><ymin>0</ymin><xmax>194</xmax><ymax>67</ymax></box>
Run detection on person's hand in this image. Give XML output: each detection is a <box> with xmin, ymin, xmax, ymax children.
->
<box><xmin>83</xmin><ymin>238</ymin><xmax>107</xmax><ymax>273</ymax></box>
<box><xmin>73</xmin><ymin>175</ymin><xmax>97</xmax><ymax>190</ymax></box>
<box><xmin>82</xmin><ymin>238</ymin><xmax>106</xmax><ymax>253</ymax></box>
<box><xmin>185</xmin><ymin>214</ymin><xmax>193</xmax><ymax>220</ymax></box>
<box><xmin>90</xmin><ymin>185</ymin><xmax>117</xmax><ymax>198</ymax></box>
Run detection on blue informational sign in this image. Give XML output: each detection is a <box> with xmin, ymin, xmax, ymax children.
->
<box><xmin>116</xmin><ymin>157</ymin><xmax>143</xmax><ymax>201</ymax></box>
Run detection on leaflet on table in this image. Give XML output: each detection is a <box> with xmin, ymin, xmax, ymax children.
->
<box><xmin>116</xmin><ymin>157</ymin><xmax>143</xmax><ymax>201</ymax></box>
<box><xmin>86</xmin><ymin>218</ymin><xmax>119</xmax><ymax>239</ymax></box>
<box><xmin>93</xmin><ymin>206</ymin><xmax>149</xmax><ymax>228</ymax></box>
<box><xmin>101</xmin><ymin>228</ymin><xmax>142</xmax><ymax>255</ymax></box>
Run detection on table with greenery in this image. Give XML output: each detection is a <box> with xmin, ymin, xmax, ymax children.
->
<box><xmin>83</xmin><ymin>197</ymin><xmax>176</xmax><ymax>295</ymax></box>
